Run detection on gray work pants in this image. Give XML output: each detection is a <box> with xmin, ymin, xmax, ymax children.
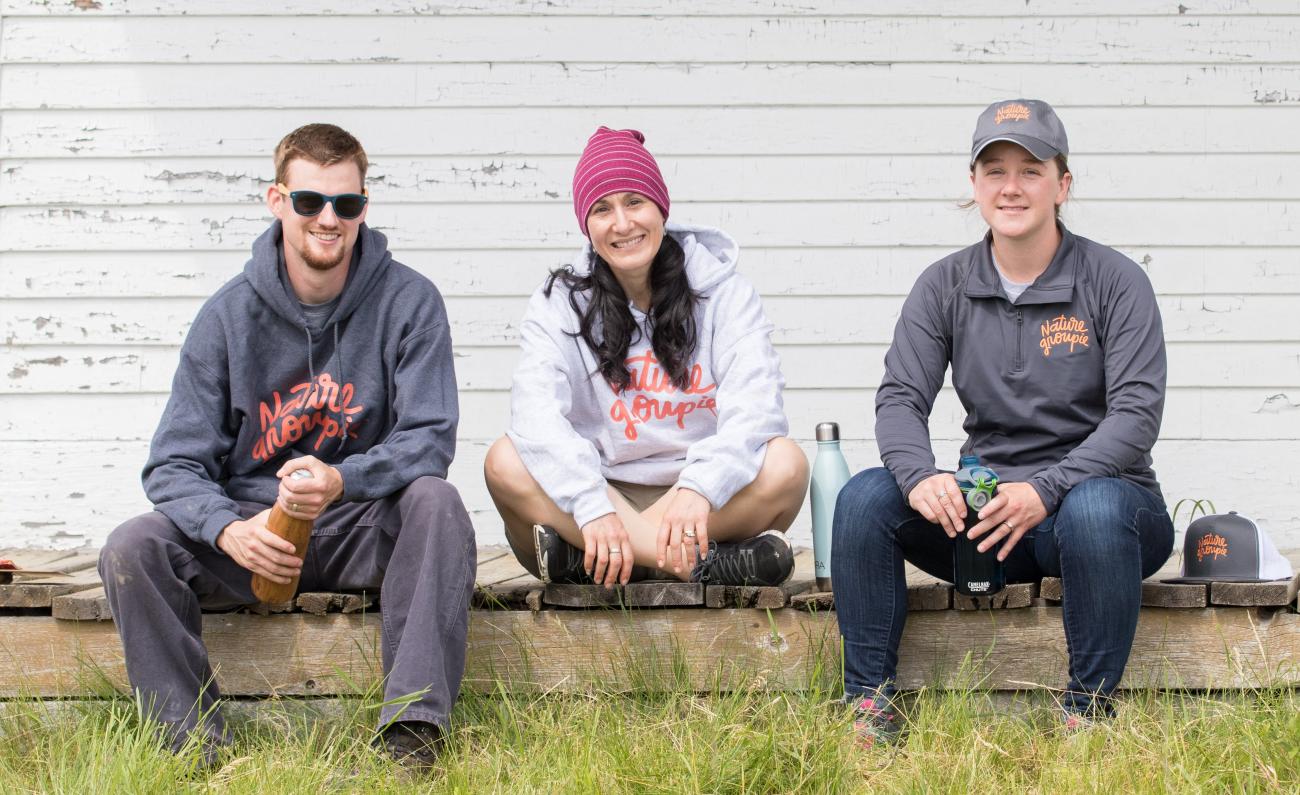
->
<box><xmin>98</xmin><ymin>476</ymin><xmax>476</xmax><ymax>750</ymax></box>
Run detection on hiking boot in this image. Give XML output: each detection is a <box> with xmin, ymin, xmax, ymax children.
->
<box><xmin>380</xmin><ymin>720</ymin><xmax>444</xmax><ymax>773</ymax></box>
<box><xmin>850</xmin><ymin>695</ymin><xmax>902</xmax><ymax>749</ymax></box>
<box><xmin>533</xmin><ymin>524</ymin><xmax>592</xmax><ymax>584</ymax></box>
<box><xmin>690</xmin><ymin>530</ymin><xmax>794</xmax><ymax>586</ymax></box>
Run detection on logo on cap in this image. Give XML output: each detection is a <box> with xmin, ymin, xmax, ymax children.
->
<box><xmin>994</xmin><ymin>103</ymin><xmax>1032</xmax><ymax>125</ymax></box>
<box><xmin>1196</xmin><ymin>532</ymin><xmax>1228</xmax><ymax>563</ymax></box>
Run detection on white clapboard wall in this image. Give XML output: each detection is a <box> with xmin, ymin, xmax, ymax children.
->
<box><xmin>1</xmin><ymin>1</ymin><xmax>1297</xmax><ymax>550</ymax></box>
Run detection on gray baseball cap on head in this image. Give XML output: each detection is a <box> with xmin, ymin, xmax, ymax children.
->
<box><xmin>971</xmin><ymin>99</ymin><xmax>1069</xmax><ymax>165</ymax></box>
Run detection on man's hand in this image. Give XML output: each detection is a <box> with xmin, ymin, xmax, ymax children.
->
<box><xmin>216</xmin><ymin>510</ymin><xmax>303</xmax><ymax>584</ymax></box>
<box><xmin>657</xmin><ymin>488</ymin><xmax>711</xmax><ymax>573</ymax></box>
<box><xmin>907</xmin><ymin>473</ymin><xmax>966</xmax><ymax>538</ymax></box>
<box><xmin>276</xmin><ymin>455</ymin><xmax>344</xmax><ymax>519</ymax></box>
<box><xmin>580</xmin><ymin>513</ymin><xmax>634</xmax><ymax>588</ymax></box>
<box><xmin>965</xmin><ymin>482</ymin><xmax>1048</xmax><ymax>560</ymax></box>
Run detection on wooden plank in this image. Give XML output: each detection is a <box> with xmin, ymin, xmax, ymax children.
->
<box><xmin>5</xmin><ymin>247</ymin><xmax>1299</xmax><ymax>300</ymax></box>
<box><xmin>5</xmin><ymin>201</ymin><xmax>1299</xmax><ymax>254</ymax></box>
<box><xmin>1041</xmin><ymin>576</ymin><xmax>1209</xmax><ymax>609</ymax></box>
<box><xmin>4</xmin><ymin>16</ymin><xmax>1291</xmax><ymax>64</ymax></box>
<box><xmin>704</xmin><ymin>585</ymin><xmax>787</xmax><ymax>609</ymax></box>
<box><xmin>0</xmin><ymin>551</ymin><xmax>102</xmax><ymax>609</ymax></box>
<box><xmin>4</xmin><ymin>606</ymin><xmax>1299</xmax><ymax>697</ymax></box>
<box><xmin>1210</xmin><ymin>573</ymin><xmax>1300</xmax><ymax>607</ymax></box>
<box><xmin>51</xmin><ymin>586</ymin><xmax>111</xmax><ymax>621</ymax></box>
<box><xmin>543</xmin><ymin>582</ymin><xmax>705</xmax><ymax>609</ymax></box>
<box><xmin>9</xmin><ymin>292</ymin><xmax>1300</xmax><ymax>353</ymax></box>
<box><xmin>4</xmin><ymin>0</ymin><xmax>1293</xmax><ymax>17</ymax></box>
<box><xmin>952</xmin><ymin>582</ymin><xmax>1037</xmax><ymax>611</ymax></box>
<box><xmin>7</xmin><ymin>155</ymin><xmax>1300</xmax><ymax>208</ymax></box>
<box><xmin>5</xmin><ymin>108</ymin><xmax>1298</xmax><ymax>159</ymax></box>
<box><xmin>9</xmin><ymin>63</ymin><xmax>1300</xmax><ymax>111</ymax></box>
<box><xmin>295</xmin><ymin>592</ymin><xmax>375</xmax><ymax>616</ymax></box>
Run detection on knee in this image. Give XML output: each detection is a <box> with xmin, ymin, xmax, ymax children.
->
<box><xmin>402</xmin><ymin>476</ymin><xmax>474</xmax><ymax>544</ymax></box>
<box><xmin>831</xmin><ymin>468</ymin><xmax>902</xmax><ymax>546</ymax></box>
<box><xmin>1055</xmin><ymin>479</ymin><xmax>1137</xmax><ymax>553</ymax></box>
<box><xmin>484</xmin><ymin>436</ymin><xmax>537</xmax><ymax>499</ymax></box>
<box><xmin>754</xmin><ymin>437</ymin><xmax>809</xmax><ymax>498</ymax></box>
<box><xmin>98</xmin><ymin>512</ymin><xmax>176</xmax><ymax>585</ymax></box>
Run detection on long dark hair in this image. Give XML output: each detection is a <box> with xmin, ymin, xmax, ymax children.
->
<box><xmin>545</xmin><ymin>234</ymin><xmax>699</xmax><ymax>392</ymax></box>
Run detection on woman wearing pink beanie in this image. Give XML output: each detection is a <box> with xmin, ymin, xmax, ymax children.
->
<box><xmin>485</xmin><ymin>127</ymin><xmax>808</xmax><ymax>588</ymax></box>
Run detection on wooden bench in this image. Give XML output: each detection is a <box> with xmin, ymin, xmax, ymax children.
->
<box><xmin>1</xmin><ymin>545</ymin><xmax>1297</xmax><ymax>699</ymax></box>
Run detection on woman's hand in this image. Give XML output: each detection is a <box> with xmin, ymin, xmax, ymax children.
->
<box><xmin>657</xmin><ymin>488</ymin><xmax>712</xmax><ymax>573</ymax></box>
<box><xmin>965</xmin><ymin>482</ymin><xmax>1047</xmax><ymax>560</ymax></box>
<box><xmin>907</xmin><ymin>473</ymin><xmax>966</xmax><ymax>538</ymax></box>
<box><xmin>580</xmin><ymin>513</ymin><xmax>633</xmax><ymax>587</ymax></box>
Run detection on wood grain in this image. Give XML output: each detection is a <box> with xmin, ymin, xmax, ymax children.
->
<box><xmin>4</xmin><ymin>606</ymin><xmax>1298</xmax><ymax>697</ymax></box>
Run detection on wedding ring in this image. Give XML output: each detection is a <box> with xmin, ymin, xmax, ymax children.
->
<box><xmin>608</xmin><ymin>548</ymin><xmax>622</xmax><ymax>555</ymax></box>
<box><xmin>290</xmin><ymin>502</ymin><xmax>300</xmax><ymax>512</ymax></box>
<box><xmin>683</xmin><ymin>529</ymin><xmax>698</xmax><ymax>538</ymax></box>
<box><xmin>1004</xmin><ymin>521</ymin><xmax>1016</xmax><ymax>532</ymax></box>
<box><xmin>938</xmin><ymin>492</ymin><xmax>950</xmax><ymax>502</ymax></box>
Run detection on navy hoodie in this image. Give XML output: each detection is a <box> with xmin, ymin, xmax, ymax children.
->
<box><xmin>142</xmin><ymin>221</ymin><xmax>459</xmax><ymax>549</ymax></box>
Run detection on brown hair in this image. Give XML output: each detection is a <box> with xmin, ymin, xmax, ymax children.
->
<box><xmin>962</xmin><ymin>151</ymin><xmax>1072</xmax><ymax>218</ymax></box>
<box><xmin>273</xmin><ymin>123</ymin><xmax>368</xmax><ymax>186</ymax></box>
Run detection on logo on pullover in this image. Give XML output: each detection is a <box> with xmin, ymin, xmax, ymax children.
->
<box><xmin>1039</xmin><ymin>314</ymin><xmax>1090</xmax><ymax>357</ymax></box>
<box><xmin>608</xmin><ymin>349</ymin><xmax>717</xmax><ymax>441</ymax></box>
<box><xmin>252</xmin><ymin>372</ymin><xmax>363</xmax><ymax>462</ymax></box>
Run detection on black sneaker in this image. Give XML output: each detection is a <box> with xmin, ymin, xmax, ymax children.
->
<box><xmin>533</xmin><ymin>524</ymin><xmax>592</xmax><ymax>584</ymax></box>
<box><xmin>690</xmin><ymin>530</ymin><xmax>794</xmax><ymax>586</ymax></box>
<box><xmin>380</xmin><ymin>720</ymin><xmax>444</xmax><ymax>772</ymax></box>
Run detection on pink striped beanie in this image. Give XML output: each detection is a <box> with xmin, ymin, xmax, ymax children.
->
<box><xmin>572</xmin><ymin>126</ymin><xmax>670</xmax><ymax>236</ymax></box>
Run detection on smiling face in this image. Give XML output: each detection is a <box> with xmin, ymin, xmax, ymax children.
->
<box><xmin>268</xmin><ymin>157</ymin><xmax>367</xmax><ymax>273</ymax></box>
<box><xmin>586</xmin><ymin>191</ymin><xmax>666</xmax><ymax>292</ymax></box>
<box><xmin>971</xmin><ymin>140</ymin><xmax>1072</xmax><ymax>244</ymax></box>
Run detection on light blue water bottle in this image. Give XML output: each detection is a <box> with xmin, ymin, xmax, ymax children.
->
<box><xmin>811</xmin><ymin>421</ymin><xmax>850</xmax><ymax>592</ymax></box>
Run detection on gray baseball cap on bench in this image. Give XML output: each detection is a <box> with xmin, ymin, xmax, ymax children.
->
<box><xmin>971</xmin><ymin>99</ymin><xmax>1069</xmax><ymax>165</ymax></box>
<box><xmin>1164</xmin><ymin>512</ymin><xmax>1294</xmax><ymax>584</ymax></box>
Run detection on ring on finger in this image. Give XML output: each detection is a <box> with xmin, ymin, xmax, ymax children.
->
<box><xmin>1004</xmin><ymin>521</ymin><xmax>1016</xmax><ymax>532</ymax></box>
<box><xmin>938</xmin><ymin>492</ymin><xmax>950</xmax><ymax>503</ymax></box>
<box><xmin>683</xmin><ymin>529</ymin><xmax>697</xmax><ymax>539</ymax></box>
<box><xmin>290</xmin><ymin>501</ymin><xmax>300</xmax><ymax>512</ymax></box>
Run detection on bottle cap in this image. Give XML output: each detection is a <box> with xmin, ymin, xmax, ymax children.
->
<box><xmin>815</xmin><ymin>422</ymin><xmax>841</xmax><ymax>442</ymax></box>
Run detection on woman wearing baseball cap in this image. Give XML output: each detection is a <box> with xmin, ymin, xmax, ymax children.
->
<box><xmin>833</xmin><ymin>99</ymin><xmax>1175</xmax><ymax>742</ymax></box>
<box><xmin>485</xmin><ymin>127</ymin><xmax>808</xmax><ymax>589</ymax></box>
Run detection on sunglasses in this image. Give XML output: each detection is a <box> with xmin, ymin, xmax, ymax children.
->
<box><xmin>276</xmin><ymin>184</ymin><xmax>369</xmax><ymax>220</ymax></box>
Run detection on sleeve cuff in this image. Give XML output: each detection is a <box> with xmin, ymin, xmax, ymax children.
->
<box><xmin>1029</xmin><ymin>478</ymin><xmax>1062</xmax><ymax>515</ymax></box>
<box><xmin>571</xmin><ymin>487</ymin><xmax>616</xmax><ymax>531</ymax></box>
<box><xmin>201</xmin><ymin>509</ymin><xmax>245</xmax><ymax>551</ymax></box>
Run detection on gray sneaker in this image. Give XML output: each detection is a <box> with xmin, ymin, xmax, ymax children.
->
<box><xmin>532</xmin><ymin>524</ymin><xmax>592</xmax><ymax>585</ymax></box>
<box><xmin>690</xmin><ymin>530</ymin><xmax>794</xmax><ymax>586</ymax></box>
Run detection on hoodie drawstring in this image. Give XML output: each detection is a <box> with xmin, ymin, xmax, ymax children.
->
<box><xmin>333</xmin><ymin>323</ymin><xmax>347</xmax><ymax>452</ymax></box>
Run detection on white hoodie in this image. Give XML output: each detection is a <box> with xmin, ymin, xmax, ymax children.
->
<box><xmin>507</xmin><ymin>222</ymin><xmax>789</xmax><ymax>529</ymax></box>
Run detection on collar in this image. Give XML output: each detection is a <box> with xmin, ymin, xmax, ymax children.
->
<box><xmin>964</xmin><ymin>223</ymin><xmax>1078</xmax><ymax>305</ymax></box>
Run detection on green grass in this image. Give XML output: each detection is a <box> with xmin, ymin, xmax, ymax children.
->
<box><xmin>1</xmin><ymin>685</ymin><xmax>1298</xmax><ymax>793</ymax></box>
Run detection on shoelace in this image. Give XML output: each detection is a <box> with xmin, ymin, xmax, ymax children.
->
<box><xmin>690</xmin><ymin>544</ymin><xmax>756</xmax><ymax>584</ymax></box>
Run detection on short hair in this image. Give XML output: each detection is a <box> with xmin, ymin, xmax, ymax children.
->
<box><xmin>273</xmin><ymin>124</ymin><xmax>368</xmax><ymax>186</ymax></box>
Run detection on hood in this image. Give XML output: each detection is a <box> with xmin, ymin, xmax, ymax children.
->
<box><xmin>567</xmin><ymin>221</ymin><xmax>740</xmax><ymax>293</ymax></box>
<box><xmin>243</xmin><ymin>220</ymin><xmax>395</xmax><ymax>328</ymax></box>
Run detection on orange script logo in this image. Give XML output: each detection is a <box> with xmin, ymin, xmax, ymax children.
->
<box><xmin>1040</xmin><ymin>314</ymin><xmax>1090</xmax><ymax>357</ymax></box>
<box><xmin>252</xmin><ymin>372</ymin><xmax>363</xmax><ymax>462</ymax></box>
<box><xmin>1196</xmin><ymin>533</ymin><xmax>1229</xmax><ymax>563</ymax></box>
<box><xmin>995</xmin><ymin>103</ymin><xmax>1031</xmax><ymax>124</ymax></box>
<box><xmin>608</xmin><ymin>350</ymin><xmax>717</xmax><ymax>441</ymax></box>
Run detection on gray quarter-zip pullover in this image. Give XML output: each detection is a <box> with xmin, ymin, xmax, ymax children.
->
<box><xmin>876</xmin><ymin>224</ymin><xmax>1165</xmax><ymax>514</ymax></box>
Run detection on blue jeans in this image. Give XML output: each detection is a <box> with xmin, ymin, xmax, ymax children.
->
<box><xmin>831</xmin><ymin>468</ymin><xmax>1173</xmax><ymax>715</ymax></box>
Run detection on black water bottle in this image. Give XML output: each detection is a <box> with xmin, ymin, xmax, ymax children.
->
<box><xmin>952</xmin><ymin>455</ymin><xmax>1005</xmax><ymax>597</ymax></box>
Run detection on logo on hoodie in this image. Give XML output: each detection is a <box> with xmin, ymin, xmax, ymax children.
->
<box><xmin>252</xmin><ymin>372</ymin><xmax>363</xmax><ymax>462</ymax></box>
<box><xmin>1039</xmin><ymin>314</ymin><xmax>1090</xmax><ymax>357</ymax></box>
<box><xmin>608</xmin><ymin>349</ymin><xmax>717</xmax><ymax>441</ymax></box>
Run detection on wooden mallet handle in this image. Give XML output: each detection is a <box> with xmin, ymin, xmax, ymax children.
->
<box><xmin>250</xmin><ymin>468</ymin><xmax>314</xmax><ymax>604</ymax></box>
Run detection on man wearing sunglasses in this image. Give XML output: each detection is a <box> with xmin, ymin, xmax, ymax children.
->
<box><xmin>98</xmin><ymin>123</ymin><xmax>474</xmax><ymax>773</ymax></box>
